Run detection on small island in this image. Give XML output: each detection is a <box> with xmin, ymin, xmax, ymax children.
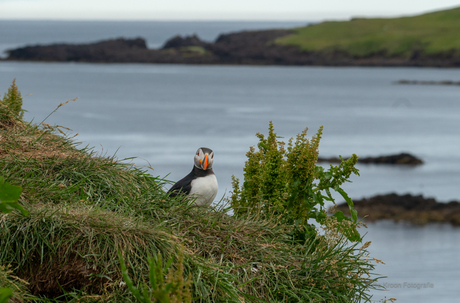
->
<box><xmin>4</xmin><ymin>6</ymin><xmax>460</xmax><ymax>67</ymax></box>
<box><xmin>396</xmin><ymin>79</ymin><xmax>460</xmax><ymax>86</ymax></box>
<box><xmin>318</xmin><ymin>153</ymin><xmax>424</xmax><ymax>165</ymax></box>
<box><xmin>336</xmin><ymin>193</ymin><xmax>460</xmax><ymax>226</ymax></box>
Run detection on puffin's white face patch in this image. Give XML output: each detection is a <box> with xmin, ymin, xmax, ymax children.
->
<box><xmin>189</xmin><ymin>174</ymin><xmax>218</xmax><ymax>206</ymax></box>
<box><xmin>194</xmin><ymin>148</ymin><xmax>214</xmax><ymax>170</ymax></box>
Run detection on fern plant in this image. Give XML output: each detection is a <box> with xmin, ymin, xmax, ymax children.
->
<box><xmin>230</xmin><ymin>121</ymin><xmax>361</xmax><ymax>242</ymax></box>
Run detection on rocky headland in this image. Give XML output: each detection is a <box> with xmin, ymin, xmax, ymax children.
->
<box><xmin>4</xmin><ymin>30</ymin><xmax>460</xmax><ymax>67</ymax></box>
<box><xmin>336</xmin><ymin>193</ymin><xmax>460</xmax><ymax>226</ymax></box>
<box><xmin>4</xmin><ymin>31</ymin><xmax>302</xmax><ymax>65</ymax></box>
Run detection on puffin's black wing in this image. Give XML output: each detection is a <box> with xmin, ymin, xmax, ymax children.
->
<box><xmin>167</xmin><ymin>171</ymin><xmax>194</xmax><ymax>197</ymax></box>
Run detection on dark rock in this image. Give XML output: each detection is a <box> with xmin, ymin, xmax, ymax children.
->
<box><xmin>6</xmin><ymin>38</ymin><xmax>148</xmax><ymax>62</ymax></box>
<box><xmin>318</xmin><ymin>153</ymin><xmax>423</xmax><ymax>165</ymax></box>
<box><xmin>335</xmin><ymin>193</ymin><xmax>460</xmax><ymax>226</ymax></box>
<box><xmin>5</xmin><ymin>37</ymin><xmax>220</xmax><ymax>64</ymax></box>
<box><xmin>359</xmin><ymin>153</ymin><xmax>423</xmax><ymax>165</ymax></box>
<box><xmin>396</xmin><ymin>79</ymin><xmax>460</xmax><ymax>86</ymax></box>
<box><xmin>209</xmin><ymin>29</ymin><xmax>296</xmax><ymax>64</ymax></box>
<box><xmin>162</xmin><ymin>34</ymin><xmax>209</xmax><ymax>49</ymax></box>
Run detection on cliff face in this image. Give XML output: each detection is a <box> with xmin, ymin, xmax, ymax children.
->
<box><xmin>5</xmin><ymin>30</ymin><xmax>460</xmax><ymax>66</ymax></box>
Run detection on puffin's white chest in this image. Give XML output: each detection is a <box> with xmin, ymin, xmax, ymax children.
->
<box><xmin>189</xmin><ymin>174</ymin><xmax>218</xmax><ymax>206</ymax></box>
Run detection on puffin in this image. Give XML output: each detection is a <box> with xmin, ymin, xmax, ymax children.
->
<box><xmin>167</xmin><ymin>147</ymin><xmax>218</xmax><ymax>206</ymax></box>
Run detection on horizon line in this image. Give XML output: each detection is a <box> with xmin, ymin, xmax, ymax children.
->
<box><xmin>1</xmin><ymin>5</ymin><xmax>458</xmax><ymax>24</ymax></box>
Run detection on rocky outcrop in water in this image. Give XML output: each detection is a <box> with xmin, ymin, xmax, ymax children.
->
<box><xmin>318</xmin><ymin>153</ymin><xmax>423</xmax><ymax>165</ymax></box>
<box><xmin>396</xmin><ymin>80</ymin><xmax>460</xmax><ymax>86</ymax></box>
<box><xmin>336</xmin><ymin>193</ymin><xmax>460</xmax><ymax>226</ymax></box>
<box><xmin>5</xmin><ymin>30</ymin><xmax>460</xmax><ymax>66</ymax></box>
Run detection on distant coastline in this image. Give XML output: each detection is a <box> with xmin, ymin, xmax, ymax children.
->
<box><xmin>3</xmin><ymin>7</ymin><xmax>460</xmax><ymax>67</ymax></box>
<box><xmin>4</xmin><ymin>31</ymin><xmax>460</xmax><ymax>67</ymax></box>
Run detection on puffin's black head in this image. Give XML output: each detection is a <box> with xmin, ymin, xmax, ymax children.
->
<box><xmin>194</xmin><ymin>147</ymin><xmax>214</xmax><ymax>170</ymax></box>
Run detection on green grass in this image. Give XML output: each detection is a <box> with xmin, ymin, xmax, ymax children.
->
<box><xmin>0</xmin><ymin>106</ymin><xmax>384</xmax><ymax>301</ymax></box>
<box><xmin>181</xmin><ymin>46</ymin><xmax>207</xmax><ymax>55</ymax></box>
<box><xmin>276</xmin><ymin>6</ymin><xmax>460</xmax><ymax>57</ymax></box>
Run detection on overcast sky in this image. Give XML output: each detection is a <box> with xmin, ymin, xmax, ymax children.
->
<box><xmin>1</xmin><ymin>0</ymin><xmax>459</xmax><ymax>21</ymax></box>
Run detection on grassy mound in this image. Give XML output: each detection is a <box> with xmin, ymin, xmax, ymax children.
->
<box><xmin>0</xmin><ymin>105</ymin><xmax>383</xmax><ymax>301</ymax></box>
<box><xmin>276</xmin><ymin>6</ymin><xmax>460</xmax><ymax>58</ymax></box>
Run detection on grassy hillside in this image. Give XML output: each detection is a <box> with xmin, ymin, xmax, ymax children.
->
<box><xmin>276</xmin><ymin>6</ymin><xmax>460</xmax><ymax>57</ymax></box>
<box><xmin>0</xmin><ymin>82</ymin><xmax>384</xmax><ymax>302</ymax></box>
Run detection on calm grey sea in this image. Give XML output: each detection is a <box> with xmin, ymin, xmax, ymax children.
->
<box><xmin>1</xmin><ymin>21</ymin><xmax>459</xmax><ymax>302</ymax></box>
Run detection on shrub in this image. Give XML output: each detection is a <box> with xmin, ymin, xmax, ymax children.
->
<box><xmin>230</xmin><ymin>121</ymin><xmax>361</xmax><ymax>242</ymax></box>
<box><xmin>0</xmin><ymin>79</ymin><xmax>24</xmax><ymax>121</ymax></box>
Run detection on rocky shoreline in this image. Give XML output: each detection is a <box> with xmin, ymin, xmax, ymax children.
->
<box><xmin>396</xmin><ymin>79</ymin><xmax>460</xmax><ymax>86</ymax></box>
<box><xmin>4</xmin><ymin>30</ymin><xmax>460</xmax><ymax>67</ymax></box>
<box><xmin>336</xmin><ymin>193</ymin><xmax>460</xmax><ymax>226</ymax></box>
<box><xmin>318</xmin><ymin>153</ymin><xmax>423</xmax><ymax>165</ymax></box>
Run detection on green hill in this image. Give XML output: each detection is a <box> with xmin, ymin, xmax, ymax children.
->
<box><xmin>0</xmin><ymin>82</ymin><xmax>384</xmax><ymax>302</ymax></box>
<box><xmin>276</xmin><ymin>6</ymin><xmax>460</xmax><ymax>57</ymax></box>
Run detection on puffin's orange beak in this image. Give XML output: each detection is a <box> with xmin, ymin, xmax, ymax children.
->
<box><xmin>203</xmin><ymin>154</ymin><xmax>209</xmax><ymax>170</ymax></box>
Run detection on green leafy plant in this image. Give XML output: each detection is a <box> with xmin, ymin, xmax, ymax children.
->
<box><xmin>0</xmin><ymin>79</ymin><xmax>24</xmax><ymax>121</ymax></box>
<box><xmin>0</xmin><ymin>178</ymin><xmax>28</xmax><ymax>303</ymax></box>
<box><xmin>0</xmin><ymin>264</ymin><xmax>29</xmax><ymax>303</ymax></box>
<box><xmin>230</xmin><ymin>121</ymin><xmax>361</xmax><ymax>242</ymax></box>
<box><xmin>0</xmin><ymin>288</ymin><xmax>12</xmax><ymax>303</ymax></box>
<box><xmin>0</xmin><ymin>176</ymin><xmax>28</xmax><ymax>216</ymax></box>
<box><xmin>119</xmin><ymin>249</ymin><xmax>192</xmax><ymax>303</ymax></box>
